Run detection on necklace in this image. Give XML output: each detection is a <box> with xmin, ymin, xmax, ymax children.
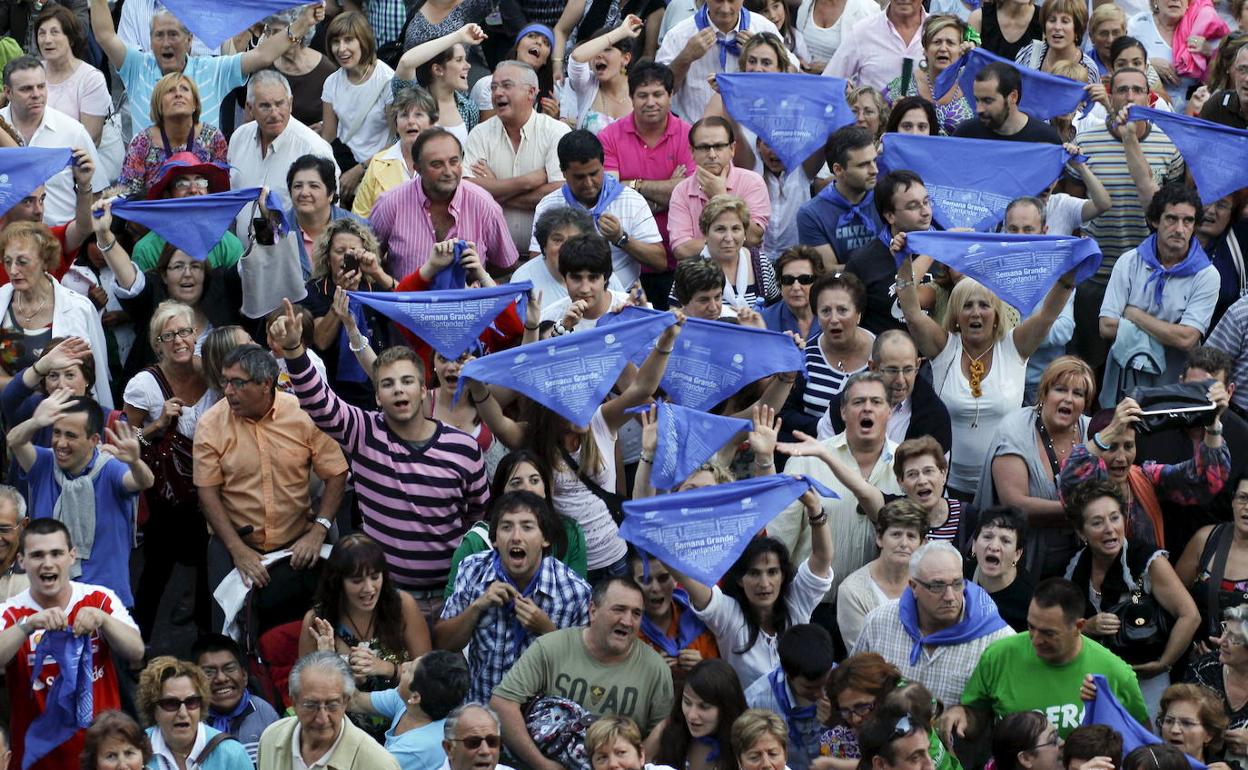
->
<box><xmin>344</xmin><ymin>610</ymin><xmax>374</xmax><ymax>643</ymax></box>
<box><xmin>963</xmin><ymin>344</ymin><xmax>992</xmax><ymax>398</ymax></box>
<box><xmin>15</xmin><ymin>289</ymin><xmax>48</xmax><ymax>323</ymax></box>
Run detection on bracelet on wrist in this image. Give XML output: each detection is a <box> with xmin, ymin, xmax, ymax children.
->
<box><xmin>98</xmin><ymin>238</ymin><xmax>116</xmax><ymax>254</ymax></box>
<box><xmin>753</xmin><ymin>457</ymin><xmax>774</xmax><ymax>469</ymax></box>
<box><xmin>524</xmin><ymin>323</ymin><xmax>540</xmax><ymax>331</ymax></box>
<box><xmin>656</xmin><ymin>347</ymin><xmax>674</xmax><ymax>355</ymax></box>
<box><xmin>348</xmin><ymin>336</ymin><xmax>369</xmax><ymax>353</ymax></box>
<box><xmin>1091</xmin><ymin>431</ymin><xmax>1111</xmax><ymax>451</ymax></box>
<box><xmin>639</xmin><ymin>455</ymin><xmax>653</xmax><ymax>464</ymax></box>
<box><xmin>282</xmin><ymin>343</ymin><xmax>303</xmax><ymax>352</ymax></box>
<box><xmin>808</xmin><ymin>512</ymin><xmax>828</xmax><ymax>526</ymax></box>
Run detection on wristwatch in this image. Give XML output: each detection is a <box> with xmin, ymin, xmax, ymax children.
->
<box><xmin>614</xmin><ymin>232</ymin><xmax>630</xmax><ymax>248</ymax></box>
<box><xmin>314</xmin><ymin>516</ymin><xmax>333</xmax><ymax>532</ymax></box>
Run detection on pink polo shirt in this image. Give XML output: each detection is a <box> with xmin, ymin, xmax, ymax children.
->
<box><xmin>599</xmin><ymin>112</ymin><xmax>695</xmax><ymax>270</ymax></box>
<box><xmin>667</xmin><ymin>165</ymin><xmax>772</xmax><ymax>250</ymax></box>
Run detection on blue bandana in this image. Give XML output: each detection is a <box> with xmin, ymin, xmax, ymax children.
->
<box><xmin>1126</xmin><ymin>105</ymin><xmax>1248</xmax><ymax>205</ymax></box>
<box><xmin>626</xmin><ymin>401</ymin><xmax>751</xmax><ymax>489</ymax></box>
<box><xmin>108</xmin><ymin>187</ymin><xmax>288</xmax><ymax>260</ymax></box>
<box><xmin>563</xmin><ymin>174</ymin><xmax>625</xmax><ymax>222</ymax></box>
<box><xmin>896</xmin><ymin>582</ymin><xmax>1007</xmax><ymax>666</ymax></box>
<box><xmin>24</xmin><ymin>630</ymin><xmax>94</xmax><ymax>770</ymax></box>
<box><xmin>157</xmin><ymin>0</ymin><xmax>310</xmax><ymax>49</ymax></box>
<box><xmin>638</xmin><ymin>587</ymin><xmax>709</xmax><ymax>657</ymax></box>
<box><xmin>769</xmin><ymin>667</ymin><xmax>816</xmax><ymax>753</ymax></box>
<box><xmin>716</xmin><ymin>72</ymin><xmax>856</xmax><ymax>171</ymax></box>
<box><xmin>0</xmin><ymin>147</ymin><xmax>71</xmax><ymax>218</ymax></box>
<box><xmin>1136</xmin><ymin>233</ymin><xmax>1212</xmax><ymax>309</ymax></box>
<box><xmin>349</xmin><ymin>282</ymin><xmax>530</xmax><ymax>360</ymax></box>
<box><xmin>492</xmin><ymin>551</ymin><xmax>543</xmax><ymax>659</ymax></box>
<box><xmin>694</xmin><ymin>3</ymin><xmax>749</xmax><ymax>69</ymax></box>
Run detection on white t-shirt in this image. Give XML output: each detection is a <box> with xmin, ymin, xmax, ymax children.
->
<box><xmin>930</xmin><ymin>331</ymin><xmax>1027</xmax><ymax>493</ymax></box>
<box><xmin>1045</xmin><ymin>192</ymin><xmax>1090</xmax><ymax>236</ymax></box>
<box><xmin>511</xmin><ymin>258</ymin><xmax>626</xmax><ymax>304</ymax></box>
<box><xmin>541</xmin><ymin>290</ymin><xmax>632</xmax><ymax>329</ymax></box>
<box><xmin>795</xmin><ymin>0</ymin><xmax>881</xmax><ymax>66</ymax></box>
<box><xmin>528</xmin><ymin>186</ymin><xmax>662</xmax><ymax>288</ymax></box>
<box><xmin>321</xmin><ymin>61</ymin><xmax>396</xmax><ymax>165</ymax></box>
<box><xmin>122</xmin><ymin>370</ymin><xmax>216</xmax><ymax>440</ymax></box>
<box><xmin>551</xmin><ymin>407</ymin><xmax>624</xmax><ymax>570</ymax></box>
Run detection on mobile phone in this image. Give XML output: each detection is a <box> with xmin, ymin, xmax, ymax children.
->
<box><xmin>342</xmin><ymin>252</ymin><xmax>360</xmax><ymax>273</ymax></box>
<box><xmin>252</xmin><ymin>215</ymin><xmax>276</xmax><ymax>245</ymax></box>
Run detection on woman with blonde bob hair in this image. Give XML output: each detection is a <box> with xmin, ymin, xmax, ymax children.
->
<box><xmin>897</xmin><ymin>259</ymin><xmax>1076</xmax><ymax>502</ymax></box>
<box><xmin>118</xmin><ymin>72</ymin><xmax>228</xmax><ymax>198</ymax></box>
<box><xmin>975</xmin><ymin>355</ymin><xmax>1095</xmax><ymax>577</ymax></box>
<box><xmin>693</xmin><ymin>194</ymin><xmax>779</xmax><ymax>311</ymax></box>
<box><xmin>588</xmin><ymin>716</ymin><xmax>657</xmax><ymax>770</ymax></box>
<box><xmin>137</xmin><ymin>656</ymin><xmax>252</xmax><ymax>769</ymax></box>
<box><xmin>731</xmin><ymin>709</ymin><xmax>789</xmax><ymax>770</ymax></box>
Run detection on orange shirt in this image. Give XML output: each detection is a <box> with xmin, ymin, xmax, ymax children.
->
<box><xmin>638</xmin><ymin>601</ymin><xmax>721</xmax><ymax>677</ymax></box>
<box><xmin>192</xmin><ymin>391</ymin><xmax>348</xmax><ymax>551</ymax></box>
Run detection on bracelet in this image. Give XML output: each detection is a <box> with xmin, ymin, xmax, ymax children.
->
<box><xmin>753</xmin><ymin>457</ymin><xmax>774</xmax><ymax>469</ymax></box>
<box><xmin>524</xmin><ymin>323</ymin><xmax>540</xmax><ymax>331</ymax></box>
<box><xmin>348</xmin><ymin>336</ymin><xmax>369</xmax><ymax>353</ymax></box>
<box><xmin>31</xmin><ymin>363</ymin><xmax>45</xmax><ymax>377</ymax></box>
<box><xmin>1091</xmin><ymin>431</ymin><xmax>1111</xmax><ymax>451</ymax></box>
<box><xmin>97</xmin><ymin>238</ymin><xmax>116</xmax><ymax>254</ymax></box>
<box><xmin>1207</xmin><ymin>423</ymin><xmax>1223</xmax><ymax>436</ymax></box>
<box><xmin>639</xmin><ymin>454</ymin><xmax>654</xmax><ymax>464</ymax></box>
<box><xmin>808</xmin><ymin>512</ymin><xmax>828</xmax><ymax>527</ymax></box>
<box><xmin>656</xmin><ymin>347</ymin><xmax>674</xmax><ymax>355</ymax></box>
<box><xmin>136</xmin><ymin>430</ymin><xmax>151</xmax><ymax>448</ymax></box>
<box><xmin>1059</xmin><ymin>280</ymin><xmax>1076</xmax><ymax>290</ymax></box>
<box><xmin>894</xmin><ymin>279</ymin><xmax>915</xmax><ymax>290</ymax></box>
<box><xmin>470</xmin><ymin>392</ymin><xmax>492</xmax><ymax>406</ymax></box>
<box><xmin>281</xmin><ymin>343</ymin><xmax>303</xmax><ymax>352</ymax></box>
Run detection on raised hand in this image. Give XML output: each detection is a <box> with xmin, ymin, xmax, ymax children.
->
<box><xmin>70</xmin><ymin>148</ymin><xmax>94</xmax><ymax>188</ymax></box>
<box><xmin>101</xmin><ymin>420</ymin><xmax>143</xmax><ymax>464</ymax></box>
<box><xmin>776</xmin><ymin>430</ymin><xmax>829</xmax><ymax>462</ymax></box>
<box><xmin>748</xmin><ymin>404</ymin><xmax>780</xmax><ymax>457</ymax></box>
<box><xmin>268</xmin><ymin>298</ymin><xmax>304</xmax><ymax>353</ymax></box>
<box><xmin>460</xmin><ymin>24</ymin><xmax>487</xmax><ymax>45</ymax></box>
<box><xmin>38</xmin><ymin>337</ymin><xmax>91</xmax><ymax>376</ymax></box>
<box><xmin>32</xmin><ymin>388</ymin><xmax>74</xmax><ymax>428</ymax></box>
<box><xmin>308</xmin><ymin>616</ymin><xmax>336</xmax><ymax>652</ymax></box>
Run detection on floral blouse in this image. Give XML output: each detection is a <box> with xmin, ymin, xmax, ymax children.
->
<box><xmin>882</xmin><ymin>74</ymin><xmax>974</xmax><ymax>136</ymax></box>
<box><xmin>118</xmin><ymin>123</ymin><xmax>228</xmax><ymax>198</ymax></box>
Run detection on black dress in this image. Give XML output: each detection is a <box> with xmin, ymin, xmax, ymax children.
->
<box><xmin>979</xmin><ymin>2</ymin><xmax>1043</xmax><ymax>63</ymax></box>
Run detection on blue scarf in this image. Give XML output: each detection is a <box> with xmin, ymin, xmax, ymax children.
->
<box><xmin>639</xmin><ymin>588</ymin><xmax>708</xmax><ymax>657</ymax></box>
<box><xmin>208</xmin><ymin>689</ymin><xmax>252</xmax><ymax>734</ymax></box>
<box><xmin>896</xmin><ymin>582</ymin><xmax>1008</xmax><ymax>666</ymax></box>
<box><xmin>694</xmin><ymin>3</ymin><xmax>749</xmax><ymax>69</ymax></box>
<box><xmin>1083</xmin><ymin>674</ymin><xmax>1206</xmax><ymax>769</ymax></box>
<box><xmin>431</xmin><ymin>240</ymin><xmax>469</xmax><ymax>291</ymax></box>
<box><xmin>715</xmin><ymin>72</ymin><xmax>856</xmax><ymax>172</ymax></box>
<box><xmin>769</xmin><ymin>667</ymin><xmax>816</xmax><ymax>753</ymax></box>
<box><xmin>157</xmin><ymin>0</ymin><xmax>310</xmax><ymax>48</ymax></box>
<box><xmin>108</xmin><ymin>187</ymin><xmax>287</xmax><ymax>261</ymax></box>
<box><xmin>336</xmin><ymin>297</ymin><xmax>371</xmax><ymax>383</ymax></box>
<box><xmin>563</xmin><ymin>174</ymin><xmax>625</xmax><ymax>222</ymax></box>
<box><xmin>626</xmin><ymin>401</ymin><xmax>751</xmax><ymax>490</ymax></box>
<box><xmin>350</xmin><ymin>282</ymin><xmax>531</xmax><ymax>361</ymax></box>
<box><xmin>492</xmin><ymin>551</ymin><xmax>542</xmax><ymax>658</ymax></box>
<box><xmin>0</xmin><ymin>147</ymin><xmax>71</xmax><ymax>219</ymax></box>
<box><xmin>1136</xmin><ymin>233</ymin><xmax>1212</xmax><ymax>309</ymax></box>
<box><xmin>934</xmin><ymin>47</ymin><xmax>1092</xmax><ymax>120</ymax></box>
<box><xmin>818</xmin><ymin>184</ymin><xmax>879</xmax><ymax>233</ymax></box>
<box><xmin>1126</xmin><ymin>105</ymin><xmax>1248</xmax><ymax>205</ymax></box>
<box><xmin>24</xmin><ymin>630</ymin><xmax>94</xmax><ymax>770</ymax></box>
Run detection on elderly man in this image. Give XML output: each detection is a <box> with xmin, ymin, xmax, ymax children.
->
<box><xmin>1200</xmin><ymin>45</ymin><xmax>1248</xmax><ymax>129</ymax></box>
<box><xmin>193</xmin><ymin>634</ymin><xmax>282</xmax><ymax>764</ymax></box>
<box><xmin>775</xmin><ymin>372</ymin><xmax>902</xmax><ymax>604</ymax></box>
<box><xmin>852</xmin><ymin>541</ymin><xmax>1014</xmax><ymax>708</ymax></box>
<box><xmin>0</xmin><ymin>57</ymin><xmax>104</xmax><ymax>227</ymax></box>
<box><xmin>655</xmin><ymin>0</ymin><xmax>786</xmax><ymax>121</ymax></box>
<box><xmin>529</xmin><ymin>130</ymin><xmax>665</xmax><ymax>290</ymax></box>
<box><xmin>228</xmin><ymin>71</ymin><xmax>339</xmax><ymax>242</ymax></box>
<box><xmin>0</xmin><ymin>488</ymin><xmax>27</xmax><ymax>602</ymax></box>
<box><xmin>823</xmin><ymin>0</ymin><xmax>925</xmax><ymax>91</ymax></box>
<box><xmin>490</xmin><ymin>576</ymin><xmax>673</xmax><ymax>770</ymax></box>
<box><xmin>130</xmin><ymin>153</ymin><xmax>240</xmax><ymax>271</ymax></box>
<box><xmin>940</xmin><ymin>578</ymin><xmax>1147</xmax><ymax>743</ymax></box>
<box><xmin>257</xmin><ymin>652</ymin><xmax>400</xmax><ymax>770</ymax></box>
<box><xmin>463</xmin><ymin>60</ymin><xmax>570</xmax><ymax>256</ymax></box>
<box><xmin>193</xmin><ymin>344</ymin><xmax>349</xmax><ymax>634</ymax></box>
<box><xmin>816</xmin><ymin>331</ymin><xmax>952</xmax><ymax>454</ymax></box>
<box><xmin>89</xmin><ymin>0</ymin><xmax>323</xmax><ymax>133</ymax></box>
<box><xmin>370</xmin><ymin>128</ymin><xmax>517</xmax><ymax>281</ymax></box>
<box><xmin>441</xmin><ymin>704</ymin><xmax>517</xmax><ymax>770</ymax></box>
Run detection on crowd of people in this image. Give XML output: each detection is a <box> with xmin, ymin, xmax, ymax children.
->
<box><xmin>0</xmin><ymin>0</ymin><xmax>1243</xmax><ymax>768</ymax></box>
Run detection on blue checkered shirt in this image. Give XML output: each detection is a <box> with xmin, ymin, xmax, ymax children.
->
<box><xmin>442</xmin><ymin>552</ymin><xmax>592</xmax><ymax>703</ymax></box>
<box><xmin>366</xmin><ymin>0</ymin><xmax>408</xmax><ymax>47</ymax></box>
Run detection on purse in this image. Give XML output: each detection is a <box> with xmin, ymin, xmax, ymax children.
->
<box><xmin>1124</xmin><ymin>378</ymin><xmax>1218</xmax><ymax>435</ymax></box>
<box><xmin>1106</xmin><ymin>584</ymin><xmax>1171</xmax><ymax>661</ymax></box>
<box><xmin>140</xmin><ymin>366</ymin><xmax>197</xmax><ymax>509</ymax></box>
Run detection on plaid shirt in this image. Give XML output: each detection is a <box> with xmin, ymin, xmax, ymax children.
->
<box><xmin>366</xmin><ymin>0</ymin><xmax>408</xmax><ymax>47</ymax></box>
<box><xmin>443</xmin><ymin>552</ymin><xmax>591</xmax><ymax>703</ymax></box>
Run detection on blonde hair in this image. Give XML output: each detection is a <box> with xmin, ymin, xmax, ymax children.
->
<box><xmin>1035</xmin><ymin>355</ymin><xmax>1097</xmax><ymax>409</ymax></box>
<box><xmin>698</xmin><ymin>194</ymin><xmax>750</xmax><ymax>235</ymax></box>
<box><xmin>585</xmin><ymin>716</ymin><xmax>645</xmax><ymax>759</ymax></box>
<box><xmin>0</xmin><ymin>220</ymin><xmax>60</xmax><ymax>273</ymax></box>
<box><xmin>1088</xmin><ymin>3</ymin><xmax>1127</xmax><ymax>35</ymax></box>
<box><xmin>943</xmin><ymin>277</ymin><xmax>1008</xmax><ymax>344</ymax></box>
<box><xmin>1049</xmin><ymin>59</ymin><xmax>1090</xmax><ymax>82</ymax></box>
<box><xmin>310</xmin><ymin>218</ymin><xmax>381</xmax><ymax>281</ymax></box>
<box><xmin>922</xmin><ymin>14</ymin><xmax>966</xmax><ymax>49</ymax></box>
<box><xmin>148</xmin><ymin>299</ymin><xmax>198</xmax><ymax>354</ymax></box>
<box><xmin>150</xmin><ymin>72</ymin><xmax>201</xmax><ymax>124</ymax></box>
<box><xmin>136</xmin><ymin>656</ymin><xmax>210</xmax><ymax>728</ymax></box>
<box><xmin>731</xmin><ymin>709</ymin><xmax>788</xmax><ymax>761</ymax></box>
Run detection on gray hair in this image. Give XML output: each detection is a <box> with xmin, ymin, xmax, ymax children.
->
<box><xmin>1223</xmin><ymin>605</ymin><xmax>1248</xmax><ymax>642</ymax></box>
<box><xmin>289</xmin><ymin>651</ymin><xmax>355</xmax><ymax>701</ymax></box>
<box><xmin>443</xmin><ymin>703</ymin><xmax>501</xmax><ymax>741</ymax></box>
<box><xmin>388</xmin><ymin>86</ymin><xmax>440</xmax><ymax>132</ymax></box>
<box><xmin>908</xmin><ymin>540</ymin><xmax>963</xmax><ymax>580</ymax></box>
<box><xmin>842</xmin><ymin>370</ymin><xmax>887</xmax><ymax>401</ymax></box>
<box><xmin>1005</xmin><ymin>196</ymin><xmax>1047</xmax><ymax>227</ymax></box>
<box><xmin>150</xmin><ymin>9</ymin><xmax>191</xmax><ymax>36</ymax></box>
<box><xmin>534</xmin><ymin>206</ymin><xmax>594</xmax><ymax>252</ymax></box>
<box><xmin>0</xmin><ymin>485</ymin><xmax>27</xmax><ymax>519</ymax></box>
<box><xmin>148</xmin><ymin>299</ymin><xmax>198</xmax><ymax>355</ymax></box>
<box><xmin>247</xmin><ymin>69</ymin><xmax>292</xmax><ymax>103</ymax></box>
<box><xmin>494</xmin><ymin>59</ymin><xmax>539</xmax><ymax>90</ymax></box>
<box><xmin>221</xmin><ymin>343</ymin><xmax>279</xmax><ymax>387</ymax></box>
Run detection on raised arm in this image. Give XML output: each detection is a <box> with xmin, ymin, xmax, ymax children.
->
<box><xmin>601</xmin><ymin>314</ymin><xmax>685</xmax><ymax>431</ymax></box>
<box><xmin>6</xmin><ymin>388</ymin><xmax>74</xmax><ymax>472</ymax></box>
<box><xmin>65</xmin><ymin>148</ymin><xmax>95</xmax><ymax>252</ymax></box>
<box><xmin>241</xmin><ymin>2</ymin><xmax>326</xmax><ymax>74</ymax></box>
<box><xmin>895</xmin><ymin>246</ymin><xmax>948</xmax><ymax>358</ymax></box>
<box><xmin>101</xmin><ymin>419</ymin><xmax>155</xmax><ymax>493</ymax></box>
<box><xmin>88</xmin><ymin>0</ymin><xmax>126</xmax><ymax>70</ymax></box>
<box><xmin>776</xmin><ymin>431</ymin><xmax>887</xmax><ymax>517</ymax></box>
<box><xmin>804</xmin><ymin>486</ymin><xmax>834</xmax><ymax>577</ymax></box>
<box><xmin>571</xmin><ymin>15</ymin><xmax>643</xmax><ymax>63</ymax></box>
<box><xmin>396</xmin><ymin>25</ymin><xmax>487</xmax><ymax>81</ymax></box>
<box><xmin>1012</xmin><ymin>272</ymin><xmax>1076</xmax><ymax>358</ymax></box>
<box><xmin>91</xmin><ymin>200</ymin><xmax>139</xmax><ymax>290</ymax></box>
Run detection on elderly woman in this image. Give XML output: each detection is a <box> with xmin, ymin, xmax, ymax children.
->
<box><xmin>352</xmin><ymin>87</ymin><xmax>438</xmax><ymax>217</ymax></box>
<box><xmin>287</xmin><ymin>154</ymin><xmax>369</xmax><ymax>280</ymax></box>
<box><xmin>733</xmin><ymin>709</ymin><xmax>790</xmax><ymax>770</ymax></box>
<box><xmin>684</xmin><ymin>195</ymin><xmax>778</xmax><ymax>311</ymax></box>
<box><xmin>81</xmin><ymin>710</ymin><xmax>152</xmax><ymax>770</ymax></box>
<box><xmin>1058</xmin><ymin>389</ymin><xmax>1231</xmax><ymax>550</ymax></box>
<box><xmin>394</xmin><ymin>26</ymin><xmax>483</xmax><ymax>147</ymax></box>
<box><xmin>1015</xmin><ymin>0</ymin><xmax>1100</xmax><ymax>82</ymax></box>
<box><xmin>897</xmin><ymin>255</ymin><xmax>1076</xmax><ymax>500</ymax></box>
<box><xmin>1186</xmin><ymin>605</ymin><xmax>1248</xmax><ymax>767</ymax></box>
<box><xmin>760</xmin><ymin>246</ymin><xmax>824</xmax><ymax>339</ymax></box>
<box><xmin>967</xmin><ymin>507</ymin><xmax>1034</xmax><ymax>630</ymax></box>
<box><xmin>118</xmin><ymin>73</ymin><xmax>229</xmax><ymax>198</ymax></box>
<box><xmin>137</xmin><ymin>657</ymin><xmax>252</xmax><ymax>770</ymax></box>
<box><xmin>848</xmin><ymin>87</ymin><xmax>889</xmax><ymax>140</ymax></box>
<box><xmin>975</xmin><ymin>356</ymin><xmax>1096</xmax><ymax>578</ymax></box>
<box><xmin>1088</xmin><ymin>4</ymin><xmax>1129</xmax><ymax>76</ymax></box>
<box><xmin>512</xmin><ymin>207</ymin><xmax>612</xmax><ymax>302</ymax></box>
<box><xmin>36</xmin><ymin>4</ymin><xmax>108</xmax><ymax>148</ymax></box>
<box><xmin>883</xmin><ymin>15</ymin><xmax>976</xmax><ymax>135</ymax></box>
<box><xmin>1063</xmin><ymin>478</ymin><xmax>1199</xmax><ymax>714</ymax></box>
<box><xmin>1157</xmin><ymin>684</ymin><xmax>1234</xmax><ymax>770</ymax></box>
<box><xmin>298</xmin><ymin>218</ymin><xmax>394</xmax><ymax>409</ymax></box>
<box><xmin>1127</xmin><ymin>0</ymin><xmax>1227</xmax><ymax>109</ymax></box>
<box><xmin>837</xmin><ymin>499</ymin><xmax>929</xmax><ymax>649</ymax></box>
<box><xmin>124</xmin><ymin>300</ymin><xmax>213</xmax><ymax>639</ymax></box>
<box><xmin>0</xmin><ymin>221</ymin><xmax>111</xmax><ymax>406</ymax></box>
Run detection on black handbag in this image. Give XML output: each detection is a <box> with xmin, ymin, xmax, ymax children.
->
<box><xmin>1106</xmin><ymin>588</ymin><xmax>1170</xmax><ymax>661</ymax></box>
<box><xmin>1125</xmin><ymin>378</ymin><xmax>1217</xmax><ymax>435</ymax></box>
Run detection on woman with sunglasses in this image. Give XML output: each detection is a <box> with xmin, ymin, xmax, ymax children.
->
<box><xmin>137</xmin><ymin>656</ymin><xmax>253</xmax><ymax>770</ymax></box>
<box><xmin>761</xmin><ymin>246</ymin><xmax>825</xmax><ymax>340</ymax></box>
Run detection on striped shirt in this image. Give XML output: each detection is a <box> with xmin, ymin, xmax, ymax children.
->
<box><xmin>1066</xmin><ymin>124</ymin><xmax>1184</xmax><ymax>273</ymax></box>
<box><xmin>369</xmin><ymin>177</ymin><xmax>518</xmax><ymax>282</ymax></box>
<box><xmin>1207</xmin><ymin>295</ymin><xmax>1248</xmax><ymax>413</ymax></box>
<box><xmin>287</xmin><ymin>353</ymin><xmax>490</xmax><ymax>590</ymax></box>
<box><xmin>800</xmin><ymin>330</ymin><xmax>874</xmax><ymax>419</ymax></box>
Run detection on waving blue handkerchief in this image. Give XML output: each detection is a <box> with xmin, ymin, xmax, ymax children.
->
<box><xmin>935</xmin><ymin>47</ymin><xmax>1092</xmax><ymax>120</ymax></box>
<box><xmin>350</xmin><ymin>282</ymin><xmax>531</xmax><ymax>360</ymax></box>
<box><xmin>0</xmin><ymin>147</ymin><xmax>72</xmax><ymax>218</ymax></box>
<box><xmin>717</xmin><ymin>73</ymin><xmax>856</xmax><ymax>172</ymax></box>
<box><xmin>158</xmin><ymin>0</ymin><xmax>311</xmax><ymax>49</ymax></box>
<box><xmin>1126</xmin><ymin>106</ymin><xmax>1248</xmax><ymax>205</ymax></box>
<box><xmin>628</xmin><ymin>401</ymin><xmax>752</xmax><ymax>490</ymax></box>
<box><xmin>108</xmin><ymin>187</ymin><xmax>277</xmax><ymax>260</ymax></box>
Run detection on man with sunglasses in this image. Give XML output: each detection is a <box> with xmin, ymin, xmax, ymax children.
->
<box><xmin>0</xmin><ymin>518</ymin><xmax>143</xmax><ymax>770</ymax></box>
<box><xmin>441</xmin><ymin>703</ymin><xmax>516</xmax><ymax>770</ymax></box>
<box><xmin>257</xmin><ymin>651</ymin><xmax>400</xmax><ymax>770</ymax></box>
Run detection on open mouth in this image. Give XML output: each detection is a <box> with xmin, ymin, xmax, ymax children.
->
<box><xmin>611</xmin><ymin>626</ymin><xmax>631</xmax><ymax>641</ymax></box>
<box><xmin>212</xmin><ymin>683</ymin><xmax>238</xmax><ymax>700</ymax></box>
<box><xmin>527</xmin><ymin>46</ymin><xmax>542</xmax><ymax>59</ymax></box>
<box><xmin>915</xmin><ymin>486</ymin><xmax>933</xmax><ymax>501</ymax></box>
<box><xmin>858</xmin><ymin>416</ymin><xmax>875</xmax><ymax>431</ymax></box>
<box><xmin>594</xmin><ymin>61</ymin><xmax>609</xmax><ymax>74</ymax></box>
<box><xmin>983</xmin><ymin>553</ymin><xmax>1001</xmax><ymax>567</ymax></box>
<box><xmin>38</xmin><ymin>570</ymin><xmax>58</xmax><ymax>588</ymax></box>
<box><xmin>507</xmin><ymin>546</ymin><xmax>527</xmax><ymax>565</ymax></box>
<box><xmin>392</xmin><ymin>398</ymin><xmax>411</xmax><ymax>411</ymax></box>
<box><xmin>1056</xmin><ymin>405</ymin><xmax>1073</xmax><ymax>417</ymax></box>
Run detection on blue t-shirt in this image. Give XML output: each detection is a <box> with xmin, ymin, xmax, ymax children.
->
<box><xmin>23</xmin><ymin>447</ymin><xmax>137</xmax><ymax>607</ymax></box>
<box><xmin>119</xmin><ymin>48</ymin><xmax>246</xmax><ymax>132</ymax></box>
<box><xmin>796</xmin><ymin>186</ymin><xmax>884</xmax><ymax>260</ymax></box>
<box><xmin>371</xmin><ymin>689</ymin><xmax>448</xmax><ymax>770</ymax></box>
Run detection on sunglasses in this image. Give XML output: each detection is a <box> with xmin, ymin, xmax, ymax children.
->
<box><xmin>780</xmin><ymin>274</ymin><xmax>816</xmax><ymax>286</ymax></box>
<box><xmin>449</xmin><ymin>735</ymin><xmax>502</xmax><ymax>750</ymax></box>
<box><xmin>156</xmin><ymin>696</ymin><xmax>203</xmax><ymax>713</ymax></box>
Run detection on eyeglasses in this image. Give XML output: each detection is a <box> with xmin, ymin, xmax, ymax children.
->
<box><xmin>1232</xmin><ymin>492</ymin><xmax>1248</xmax><ymax>507</ymax></box>
<box><xmin>296</xmin><ymin>700</ymin><xmax>344</xmax><ymax>715</ymax></box>
<box><xmin>1030</xmin><ymin>733</ymin><xmax>1061</xmax><ymax>751</ymax></box>
<box><xmin>173</xmin><ymin>178</ymin><xmax>210</xmax><ymax>192</ymax></box>
<box><xmin>880</xmin><ymin>366</ymin><xmax>918</xmax><ymax>377</ymax></box>
<box><xmin>165</xmin><ymin>261</ymin><xmax>205</xmax><ymax>274</ymax></box>
<box><xmin>155</xmin><ymin>696</ymin><xmax>203</xmax><ymax>713</ymax></box>
<box><xmin>0</xmin><ymin>524</ymin><xmax>19</xmax><ymax>535</ymax></box>
<box><xmin>1158</xmin><ymin>717</ymin><xmax>1201</xmax><ymax>731</ymax></box>
<box><xmin>913</xmin><ymin>578</ymin><xmax>965</xmax><ymax>595</ymax></box>
<box><xmin>157</xmin><ymin>327</ymin><xmax>196</xmax><ymax>343</ymax></box>
<box><xmin>200</xmin><ymin>661</ymin><xmax>241</xmax><ymax>678</ymax></box>
<box><xmin>780</xmin><ymin>274</ymin><xmax>816</xmax><ymax>286</ymax></box>
<box><xmin>693</xmin><ymin>142</ymin><xmax>732</xmax><ymax>154</ymax></box>
<box><xmin>222</xmin><ymin>377</ymin><xmax>255</xmax><ymax>391</ymax></box>
<box><xmin>1220</xmin><ymin>622</ymin><xmax>1248</xmax><ymax>646</ymax></box>
<box><xmin>838</xmin><ymin>702</ymin><xmax>875</xmax><ymax>721</ymax></box>
<box><xmin>448</xmin><ymin>735</ymin><xmax>502</xmax><ymax>750</ymax></box>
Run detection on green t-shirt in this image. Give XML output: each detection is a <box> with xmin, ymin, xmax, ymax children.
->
<box><xmin>961</xmin><ymin>633</ymin><xmax>1148</xmax><ymax>738</ymax></box>
<box><xmin>131</xmin><ymin>229</ymin><xmax>243</xmax><ymax>271</ymax></box>
<box><xmin>492</xmin><ymin>627</ymin><xmax>674</xmax><ymax>732</ymax></box>
<box><xmin>443</xmin><ymin>518</ymin><xmax>588</xmax><ymax>598</ymax></box>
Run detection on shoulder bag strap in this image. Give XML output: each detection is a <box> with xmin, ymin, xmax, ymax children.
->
<box><xmin>559</xmin><ymin>445</ymin><xmax>626</xmax><ymax>524</ymax></box>
<box><xmin>193</xmin><ymin>732</ymin><xmax>238</xmax><ymax>765</ymax></box>
<box><xmin>1208</xmin><ymin>522</ymin><xmax>1235</xmax><ymax>636</ymax></box>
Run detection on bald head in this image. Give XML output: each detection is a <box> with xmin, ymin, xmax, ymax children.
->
<box><xmin>871</xmin><ymin>330</ymin><xmax>920</xmax><ymax>406</ymax></box>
